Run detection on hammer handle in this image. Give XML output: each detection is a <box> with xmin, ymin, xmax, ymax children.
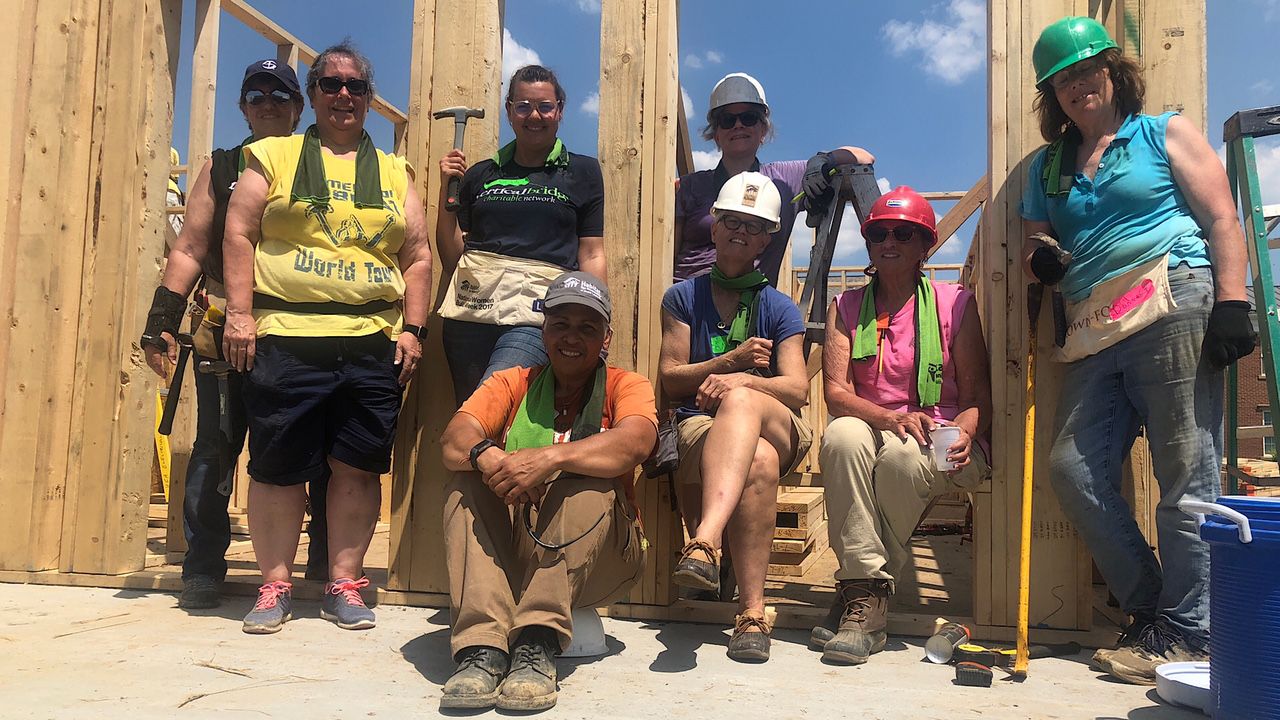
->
<box><xmin>158</xmin><ymin>343</ymin><xmax>191</xmax><ymax>436</ymax></box>
<box><xmin>445</xmin><ymin>176</ymin><xmax>462</xmax><ymax>212</ymax></box>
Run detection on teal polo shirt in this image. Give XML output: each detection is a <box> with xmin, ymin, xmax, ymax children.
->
<box><xmin>1020</xmin><ymin>112</ymin><xmax>1210</xmax><ymax>302</ymax></box>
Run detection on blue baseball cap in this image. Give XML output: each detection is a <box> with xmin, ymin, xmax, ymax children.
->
<box><xmin>241</xmin><ymin>58</ymin><xmax>301</xmax><ymax>95</ymax></box>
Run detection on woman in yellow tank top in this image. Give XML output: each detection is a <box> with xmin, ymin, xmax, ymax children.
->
<box><xmin>222</xmin><ymin>42</ymin><xmax>433</xmax><ymax>635</ymax></box>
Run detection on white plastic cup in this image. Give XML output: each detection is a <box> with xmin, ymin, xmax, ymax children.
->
<box><xmin>929</xmin><ymin>425</ymin><xmax>962</xmax><ymax>472</ymax></box>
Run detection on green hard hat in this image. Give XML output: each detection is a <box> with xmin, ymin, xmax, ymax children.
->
<box><xmin>1032</xmin><ymin>16</ymin><xmax>1119</xmax><ymax>87</ymax></box>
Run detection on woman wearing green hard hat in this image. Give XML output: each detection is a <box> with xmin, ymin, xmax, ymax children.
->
<box><xmin>1020</xmin><ymin>16</ymin><xmax>1256</xmax><ymax>685</ymax></box>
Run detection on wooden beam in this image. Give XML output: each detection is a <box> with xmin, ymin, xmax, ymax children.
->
<box><xmin>275</xmin><ymin>42</ymin><xmax>299</xmax><ymax>73</ymax></box>
<box><xmin>391</xmin><ymin>0</ymin><xmax>503</xmax><ymax>594</ymax></box>
<box><xmin>220</xmin><ymin>0</ymin><xmax>408</xmax><ymax>127</ymax></box>
<box><xmin>187</xmin><ymin>0</ymin><xmax>218</xmax><ymax>176</ymax></box>
<box><xmin>928</xmin><ymin>174</ymin><xmax>989</xmax><ymax>261</ymax></box>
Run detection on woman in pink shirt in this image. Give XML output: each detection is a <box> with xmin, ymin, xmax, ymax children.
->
<box><xmin>811</xmin><ymin>187</ymin><xmax>991</xmax><ymax>666</ymax></box>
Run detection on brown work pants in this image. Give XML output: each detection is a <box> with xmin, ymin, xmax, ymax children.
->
<box><xmin>443</xmin><ymin>472</ymin><xmax>646</xmax><ymax>658</ymax></box>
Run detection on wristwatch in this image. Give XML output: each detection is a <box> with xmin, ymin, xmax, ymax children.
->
<box><xmin>469</xmin><ymin>438</ymin><xmax>500</xmax><ymax>471</ymax></box>
<box><xmin>402</xmin><ymin>323</ymin><xmax>428</xmax><ymax>339</ymax></box>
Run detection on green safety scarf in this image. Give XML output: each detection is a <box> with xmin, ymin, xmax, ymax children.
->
<box><xmin>709</xmin><ymin>267</ymin><xmax>769</xmax><ymax>356</ymax></box>
<box><xmin>290</xmin><ymin>124</ymin><xmax>385</xmax><ymax>210</ymax></box>
<box><xmin>851</xmin><ymin>276</ymin><xmax>944</xmax><ymax>407</ymax></box>
<box><xmin>505</xmin><ymin>363</ymin><xmax>607</xmax><ymax>452</ymax></box>
<box><xmin>1040</xmin><ymin>126</ymin><xmax>1081</xmax><ymax>198</ymax></box>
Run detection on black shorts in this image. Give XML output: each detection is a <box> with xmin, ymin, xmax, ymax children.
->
<box><xmin>243</xmin><ymin>333</ymin><xmax>403</xmax><ymax>486</ymax></box>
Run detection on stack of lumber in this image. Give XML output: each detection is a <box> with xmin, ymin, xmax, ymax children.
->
<box><xmin>768</xmin><ymin>488</ymin><xmax>828</xmax><ymax>577</ymax></box>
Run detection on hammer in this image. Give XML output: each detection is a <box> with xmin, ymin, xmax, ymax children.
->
<box><xmin>157</xmin><ymin>333</ymin><xmax>193</xmax><ymax>436</ymax></box>
<box><xmin>431</xmin><ymin>106</ymin><xmax>485</xmax><ymax>212</ymax></box>
<box><xmin>198</xmin><ymin>358</ymin><xmax>235</xmax><ymax>496</ymax></box>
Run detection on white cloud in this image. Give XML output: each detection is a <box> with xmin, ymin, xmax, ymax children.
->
<box><xmin>502</xmin><ymin>29</ymin><xmax>542</xmax><ymax>95</ymax></box>
<box><xmin>877</xmin><ymin>177</ymin><xmax>892</xmax><ymax>194</ymax></box>
<box><xmin>574</xmin><ymin>0</ymin><xmax>601</xmax><ymax>12</ymax></box>
<box><xmin>683</xmin><ymin>50</ymin><xmax>723</xmax><ymax>70</ymax></box>
<box><xmin>1254</xmin><ymin>139</ymin><xmax>1280</xmax><ymax>208</ymax></box>
<box><xmin>684</xmin><ymin>54</ymin><xmax>704</xmax><ymax>70</ymax></box>
<box><xmin>883</xmin><ymin>0</ymin><xmax>985</xmax><ymax>85</ymax></box>
<box><xmin>580</xmin><ymin>90</ymin><xmax>600</xmax><ymax>116</ymax></box>
<box><xmin>681</xmin><ymin>86</ymin><xmax>695</xmax><ymax>121</ymax></box>
<box><xmin>705</xmin><ymin>50</ymin><xmax>723</xmax><ymax>64</ymax></box>
<box><xmin>692</xmin><ymin>149</ymin><xmax>721</xmax><ymax>171</ymax></box>
<box><xmin>1251</xmin><ymin>79</ymin><xmax>1276</xmax><ymax>100</ymax></box>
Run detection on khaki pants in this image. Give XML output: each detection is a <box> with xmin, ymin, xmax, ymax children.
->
<box><xmin>819</xmin><ymin>417</ymin><xmax>988</xmax><ymax>583</ymax></box>
<box><xmin>443</xmin><ymin>472</ymin><xmax>646</xmax><ymax>658</ymax></box>
<box><xmin>672</xmin><ymin>411</ymin><xmax>814</xmax><ymax>490</ymax></box>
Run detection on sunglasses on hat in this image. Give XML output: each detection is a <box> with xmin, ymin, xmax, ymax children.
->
<box><xmin>865</xmin><ymin>224</ymin><xmax>919</xmax><ymax>244</ymax></box>
<box><xmin>717</xmin><ymin>110</ymin><xmax>762</xmax><ymax>130</ymax></box>
<box><xmin>317</xmin><ymin>76</ymin><xmax>370</xmax><ymax>96</ymax></box>
<box><xmin>243</xmin><ymin>89</ymin><xmax>295</xmax><ymax>106</ymax></box>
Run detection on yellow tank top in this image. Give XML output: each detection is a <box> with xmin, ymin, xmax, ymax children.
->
<box><xmin>245</xmin><ymin>134</ymin><xmax>413</xmax><ymax>338</ymax></box>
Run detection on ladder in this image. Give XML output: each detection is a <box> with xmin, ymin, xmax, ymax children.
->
<box><xmin>1224</xmin><ymin>104</ymin><xmax>1280</xmax><ymax>493</ymax></box>
<box><xmin>796</xmin><ymin>164</ymin><xmax>883</xmax><ymax>362</ymax></box>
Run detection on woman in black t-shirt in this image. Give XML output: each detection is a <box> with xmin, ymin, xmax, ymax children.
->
<box><xmin>437</xmin><ymin>64</ymin><xmax>606</xmax><ymax>406</ymax></box>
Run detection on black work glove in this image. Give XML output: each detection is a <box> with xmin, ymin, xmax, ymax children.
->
<box><xmin>1029</xmin><ymin>246</ymin><xmax>1068</xmax><ymax>286</ymax></box>
<box><xmin>1203</xmin><ymin>300</ymin><xmax>1258</xmax><ymax>370</ymax></box>
<box><xmin>140</xmin><ymin>286</ymin><xmax>187</xmax><ymax>352</ymax></box>
<box><xmin>802</xmin><ymin>151</ymin><xmax>836</xmax><ymax>202</ymax></box>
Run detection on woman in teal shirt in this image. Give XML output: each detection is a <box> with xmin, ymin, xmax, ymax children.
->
<box><xmin>1020</xmin><ymin>18</ymin><xmax>1255</xmax><ymax>686</ymax></box>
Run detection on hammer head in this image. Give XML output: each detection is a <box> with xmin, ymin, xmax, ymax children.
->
<box><xmin>1028</xmin><ymin>231</ymin><xmax>1073</xmax><ymax>266</ymax></box>
<box><xmin>432</xmin><ymin>106</ymin><xmax>485</xmax><ymax>122</ymax></box>
<box><xmin>197</xmin><ymin>359</ymin><xmax>234</xmax><ymax>375</ymax></box>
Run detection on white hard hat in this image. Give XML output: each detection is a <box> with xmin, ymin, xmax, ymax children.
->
<box><xmin>712</xmin><ymin>171</ymin><xmax>782</xmax><ymax>233</ymax></box>
<box><xmin>708</xmin><ymin>73</ymin><xmax>768</xmax><ymax>115</ymax></box>
<box><xmin>562</xmin><ymin>608</ymin><xmax>608</xmax><ymax>658</ymax></box>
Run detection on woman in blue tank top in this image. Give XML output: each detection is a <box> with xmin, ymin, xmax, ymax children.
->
<box><xmin>1019</xmin><ymin>17</ymin><xmax>1256</xmax><ymax>686</ymax></box>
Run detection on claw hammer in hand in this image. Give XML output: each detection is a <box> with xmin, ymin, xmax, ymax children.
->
<box><xmin>432</xmin><ymin>106</ymin><xmax>485</xmax><ymax>212</ymax></box>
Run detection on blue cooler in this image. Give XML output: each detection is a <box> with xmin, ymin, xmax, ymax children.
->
<box><xmin>1181</xmin><ymin>497</ymin><xmax>1280</xmax><ymax>720</ymax></box>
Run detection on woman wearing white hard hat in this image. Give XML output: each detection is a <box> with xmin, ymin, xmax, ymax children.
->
<box><xmin>660</xmin><ymin>172</ymin><xmax>811</xmax><ymax>662</ymax></box>
<box><xmin>674</xmin><ymin>72</ymin><xmax>874</xmax><ymax>286</ymax></box>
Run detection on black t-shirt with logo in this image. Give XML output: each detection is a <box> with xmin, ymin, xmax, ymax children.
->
<box><xmin>456</xmin><ymin>139</ymin><xmax>605</xmax><ymax>270</ymax></box>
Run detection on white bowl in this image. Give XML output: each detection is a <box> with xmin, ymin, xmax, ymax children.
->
<box><xmin>1155</xmin><ymin>661</ymin><xmax>1211</xmax><ymax>715</ymax></box>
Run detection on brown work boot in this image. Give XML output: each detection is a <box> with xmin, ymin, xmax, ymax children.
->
<box><xmin>672</xmin><ymin>539</ymin><xmax>720</xmax><ymax>593</ymax></box>
<box><xmin>1091</xmin><ymin>614</ymin><xmax>1156</xmax><ymax>669</ymax></box>
<box><xmin>440</xmin><ymin>646</ymin><xmax>508</xmax><ymax>709</ymax></box>
<box><xmin>820</xmin><ymin>579</ymin><xmax>891</xmax><ymax>665</ymax></box>
<box><xmin>727</xmin><ymin>610</ymin><xmax>772</xmax><ymax>663</ymax></box>
<box><xmin>1101</xmin><ymin>621</ymin><xmax>1207</xmax><ymax>686</ymax></box>
<box><xmin>497</xmin><ymin>626</ymin><xmax>559</xmax><ymax>711</ymax></box>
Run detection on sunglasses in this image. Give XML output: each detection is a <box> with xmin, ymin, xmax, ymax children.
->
<box><xmin>1049</xmin><ymin>57</ymin><xmax>1104</xmax><ymax>89</ymax></box>
<box><xmin>865</xmin><ymin>224</ymin><xmax>919</xmax><ymax>244</ymax></box>
<box><xmin>717</xmin><ymin>110</ymin><xmax>763</xmax><ymax>130</ymax></box>
<box><xmin>510</xmin><ymin>100</ymin><xmax>562</xmax><ymax>118</ymax></box>
<box><xmin>317</xmin><ymin>76</ymin><xmax>370</xmax><ymax>96</ymax></box>
<box><xmin>243</xmin><ymin>89</ymin><xmax>295</xmax><ymax>106</ymax></box>
<box><xmin>719</xmin><ymin>215</ymin><xmax>768</xmax><ymax>236</ymax></box>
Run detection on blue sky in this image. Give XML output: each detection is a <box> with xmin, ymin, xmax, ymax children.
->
<box><xmin>170</xmin><ymin>0</ymin><xmax>1280</xmax><ymax>270</ymax></box>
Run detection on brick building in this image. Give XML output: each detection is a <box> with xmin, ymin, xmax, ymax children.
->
<box><xmin>1230</xmin><ymin>286</ymin><xmax>1278</xmax><ymax>460</ymax></box>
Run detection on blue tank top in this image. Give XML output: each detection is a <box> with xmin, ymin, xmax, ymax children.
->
<box><xmin>1020</xmin><ymin>112</ymin><xmax>1210</xmax><ymax>302</ymax></box>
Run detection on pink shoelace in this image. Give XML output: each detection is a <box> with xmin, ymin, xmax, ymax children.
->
<box><xmin>327</xmin><ymin>576</ymin><xmax>370</xmax><ymax>607</ymax></box>
<box><xmin>253</xmin><ymin>580</ymin><xmax>292</xmax><ymax>611</ymax></box>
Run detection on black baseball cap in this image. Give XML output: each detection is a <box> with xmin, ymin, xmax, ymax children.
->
<box><xmin>537</xmin><ymin>271</ymin><xmax>612</xmax><ymax>323</ymax></box>
<box><xmin>241</xmin><ymin>58</ymin><xmax>301</xmax><ymax>95</ymax></box>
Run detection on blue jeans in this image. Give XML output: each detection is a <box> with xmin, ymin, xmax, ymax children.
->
<box><xmin>1049</xmin><ymin>265</ymin><xmax>1218</xmax><ymax>650</ymax></box>
<box><xmin>441</xmin><ymin>320</ymin><xmax>547</xmax><ymax>406</ymax></box>
<box><xmin>182</xmin><ymin>354</ymin><xmax>328</xmax><ymax>581</ymax></box>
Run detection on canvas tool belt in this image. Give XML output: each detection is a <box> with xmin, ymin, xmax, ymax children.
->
<box><xmin>1050</xmin><ymin>253</ymin><xmax>1174</xmax><ymax>363</ymax></box>
<box><xmin>440</xmin><ymin>249</ymin><xmax>564</xmax><ymax>326</ymax></box>
<box><xmin>192</xmin><ymin>278</ymin><xmax>226</xmax><ymax>359</ymax></box>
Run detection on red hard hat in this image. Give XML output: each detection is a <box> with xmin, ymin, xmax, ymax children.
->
<box><xmin>861</xmin><ymin>186</ymin><xmax>938</xmax><ymax>247</ymax></box>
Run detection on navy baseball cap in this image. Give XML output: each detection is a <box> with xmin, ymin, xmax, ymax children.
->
<box><xmin>241</xmin><ymin>58</ymin><xmax>301</xmax><ymax>95</ymax></box>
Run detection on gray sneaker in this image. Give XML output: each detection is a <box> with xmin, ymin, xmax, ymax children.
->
<box><xmin>321</xmin><ymin>577</ymin><xmax>376</xmax><ymax>630</ymax></box>
<box><xmin>242</xmin><ymin>581</ymin><xmax>293</xmax><ymax>634</ymax></box>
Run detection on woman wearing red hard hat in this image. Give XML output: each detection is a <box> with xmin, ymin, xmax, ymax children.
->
<box><xmin>1020</xmin><ymin>17</ymin><xmax>1254</xmax><ymax>685</ymax></box>
<box><xmin>814</xmin><ymin>186</ymin><xmax>992</xmax><ymax>667</ymax></box>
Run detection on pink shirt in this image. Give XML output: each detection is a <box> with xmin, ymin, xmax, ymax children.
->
<box><xmin>835</xmin><ymin>281</ymin><xmax>973</xmax><ymax>423</ymax></box>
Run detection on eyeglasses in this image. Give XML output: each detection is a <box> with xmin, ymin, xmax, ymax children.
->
<box><xmin>717</xmin><ymin>110</ymin><xmax>763</xmax><ymax>130</ymax></box>
<box><xmin>865</xmin><ymin>224</ymin><xmax>919</xmax><ymax>244</ymax></box>
<box><xmin>243</xmin><ymin>89</ymin><xmax>295</xmax><ymax>106</ymax></box>
<box><xmin>719</xmin><ymin>215</ymin><xmax>768</xmax><ymax>236</ymax></box>
<box><xmin>510</xmin><ymin>100</ymin><xmax>562</xmax><ymax>118</ymax></box>
<box><xmin>1049</xmin><ymin>57</ymin><xmax>1104</xmax><ymax>90</ymax></box>
<box><xmin>316</xmin><ymin>76</ymin><xmax>370</xmax><ymax>96</ymax></box>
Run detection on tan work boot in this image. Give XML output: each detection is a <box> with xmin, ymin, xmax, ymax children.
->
<box><xmin>1102</xmin><ymin>622</ymin><xmax>1207</xmax><ymax>686</ymax></box>
<box><xmin>497</xmin><ymin>626</ymin><xmax>559</xmax><ymax>711</ymax></box>
<box><xmin>441</xmin><ymin>646</ymin><xmax>508</xmax><ymax>709</ymax></box>
<box><xmin>820</xmin><ymin>579</ymin><xmax>891</xmax><ymax>665</ymax></box>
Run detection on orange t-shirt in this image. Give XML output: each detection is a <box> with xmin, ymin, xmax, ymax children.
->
<box><xmin>458</xmin><ymin>365</ymin><xmax>658</xmax><ymax>507</ymax></box>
